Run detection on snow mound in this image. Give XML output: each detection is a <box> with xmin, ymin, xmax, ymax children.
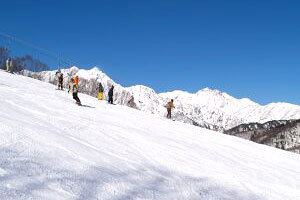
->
<box><xmin>1</xmin><ymin>70</ymin><xmax>300</xmax><ymax>199</ymax></box>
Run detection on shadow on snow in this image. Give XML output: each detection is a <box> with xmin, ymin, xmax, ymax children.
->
<box><xmin>0</xmin><ymin>147</ymin><xmax>263</xmax><ymax>200</ymax></box>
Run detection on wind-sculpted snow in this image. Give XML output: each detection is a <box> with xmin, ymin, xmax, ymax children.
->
<box><xmin>1</xmin><ymin>70</ymin><xmax>300</xmax><ymax>199</ymax></box>
<box><xmin>20</xmin><ymin>67</ymin><xmax>300</xmax><ymax>130</ymax></box>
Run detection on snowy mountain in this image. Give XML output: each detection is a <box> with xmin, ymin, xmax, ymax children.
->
<box><xmin>225</xmin><ymin>119</ymin><xmax>300</xmax><ymax>154</ymax></box>
<box><xmin>1</xmin><ymin>70</ymin><xmax>300</xmax><ymax>200</ymax></box>
<box><xmin>20</xmin><ymin>67</ymin><xmax>300</xmax><ymax>130</ymax></box>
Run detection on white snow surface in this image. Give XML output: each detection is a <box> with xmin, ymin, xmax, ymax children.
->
<box><xmin>1</xmin><ymin>70</ymin><xmax>300</xmax><ymax>200</ymax></box>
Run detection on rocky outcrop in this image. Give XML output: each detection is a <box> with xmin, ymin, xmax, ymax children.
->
<box><xmin>225</xmin><ymin>120</ymin><xmax>300</xmax><ymax>154</ymax></box>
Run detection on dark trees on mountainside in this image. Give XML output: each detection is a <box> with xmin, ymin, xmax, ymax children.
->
<box><xmin>0</xmin><ymin>46</ymin><xmax>49</xmax><ymax>72</ymax></box>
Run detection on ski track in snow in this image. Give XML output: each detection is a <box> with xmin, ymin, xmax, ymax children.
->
<box><xmin>0</xmin><ymin>71</ymin><xmax>300</xmax><ymax>200</ymax></box>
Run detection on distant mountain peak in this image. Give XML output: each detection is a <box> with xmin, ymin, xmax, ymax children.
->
<box><xmin>199</xmin><ymin>87</ymin><xmax>220</xmax><ymax>93</ymax></box>
<box><xmin>69</xmin><ymin>66</ymin><xmax>79</xmax><ymax>71</ymax></box>
<box><xmin>89</xmin><ymin>66</ymin><xmax>101</xmax><ymax>72</ymax></box>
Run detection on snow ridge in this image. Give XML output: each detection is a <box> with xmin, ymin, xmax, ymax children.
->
<box><xmin>20</xmin><ymin>67</ymin><xmax>300</xmax><ymax>130</ymax></box>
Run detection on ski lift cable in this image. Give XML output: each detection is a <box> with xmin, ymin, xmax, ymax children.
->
<box><xmin>0</xmin><ymin>31</ymin><xmax>78</xmax><ymax>68</ymax></box>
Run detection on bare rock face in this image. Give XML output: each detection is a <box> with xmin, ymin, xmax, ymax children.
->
<box><xmin>225</xmin><ymin>120</ymin><xmax>300</xmax><ymax>154</ymax></box>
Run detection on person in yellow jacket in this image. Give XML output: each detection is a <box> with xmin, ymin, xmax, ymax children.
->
<box><xmin>97</xmin><ymin>83</ymin><xmax>104</xmax><ymax>100</ymax></box>
<box><xmin>166</xmin><ymin>99</ymin><xmax>175</xmax><ymax>119</ymax></box>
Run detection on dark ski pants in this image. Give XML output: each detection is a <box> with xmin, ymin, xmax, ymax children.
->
<box><xmin>108</xmin><ymin>96</ymin><xmax>113</xmax><ymax>104</ymax></box>
<box><xmin>73</xmin><ymin>92</ymin><xmax>81</xmax><ymax>104</ymax></box>
<box><xmin>167</xmin><ymin>108</ymin><xmax>172</xmax><ymax>119</ymax></box>
<box><xmin>58</xmin><ymin>81</ymin><xmax>63</xmax><ymax>90</ymax></box>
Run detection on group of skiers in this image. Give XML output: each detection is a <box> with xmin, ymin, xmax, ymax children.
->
<box><xmin>97</xmin><ymin>82</ymin><xmax>114</xmax><ymax>104</ymax></box>
<box><xmin>55</xmin><ymin>70</ymin><xmax>115</xmax><ymax>107</ymax></box>
<box><xmin>4</xmin><ymin>59</ymin><xmax>176</xmax><ymax>117</ymax></box>
<box><xmin>55</xmin><ymin>70</ymin><xmax>81</xmax><ymax>105</ymax></box>
<box><xmin>55</xmin><ymin>70</ymin><xmax>175</xmax><ymax>118</ymax></box>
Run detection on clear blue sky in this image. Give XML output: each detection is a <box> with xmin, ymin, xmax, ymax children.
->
<box><xmin>1</xmin><ymin>0</ymin><xmax>300</xmax><ymax>105</ymax></box>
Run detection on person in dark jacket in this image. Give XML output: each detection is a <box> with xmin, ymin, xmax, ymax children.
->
<box><xmin>56</xmin><ymin>70</ymin><xmax>64</xmax><ymax>90</ymax></box>
<box><xmin>108</xmin><ymin>85</ymin><xmax>114</xmax><ymax>104</ymax></box>
<box><xmin>98</xmin><ymin>83</ymin><xmax>104</xmax><ymax>100</ymax></box>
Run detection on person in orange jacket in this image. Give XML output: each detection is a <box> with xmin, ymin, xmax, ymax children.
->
<box><xmin>74</xmin><ymin>76</ymin><xmax>79</xmax><ymax>87</ymax></box>
<box><xmin>166</xmin><ymin>99</ymin><xmax>175</xmax><ymax>119</ymax></box>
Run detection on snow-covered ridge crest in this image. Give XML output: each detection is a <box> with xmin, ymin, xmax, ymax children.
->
<box><xmin>20</xmin><ymin>66</ymin><xmax>300</xmax><ymax>130</ymax></box>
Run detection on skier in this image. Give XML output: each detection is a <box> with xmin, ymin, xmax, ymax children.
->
<box><xmin>108</xmin><ymin>85</ymin><xmax>114</xmax><ymax>104</ymax></box>
<box><xmin>98</xmin><ymin>82</ymin><xmax>104</xmax><ymax>100</ymax></box>
<box><xmin>6</xmin><ymin>58</ymin><xmax>13</xmax><ymax>73</ymax></box>
<box><xmin>166</xmin><ymin>99</ymin><xmax>175</xmax><ymax>119</ymax></box>
<box><xmin>68</xmin><ymin>79</ymin><xmax>72</xmax><ymax>93</ymax></box>
<box><xmin>69</xmin><ymin>78</ymin><xmax>81</xmax><ymax>105</ymax></box>
<box><xmin>56</xmin><ymin>70</ymin><xmax>64</xmax><ymax>90</ymax></box>
<box><xmin>127</xmin><ymin>95</ymin><xmax>137</xmax><ymax>109</ymax></box>
<box><xmin>66</xmin><ymin>73</ymin><xmax>71</xmax><ymax>90</ymax></box>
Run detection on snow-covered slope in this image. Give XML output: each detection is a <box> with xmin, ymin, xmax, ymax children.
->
<box><xmin>1</xmin><ymin>70</ymin><xmax>300</xmax><ymax>200</ymax></box>
<box><xmin>21</xmin><ymin>67</ymin><xmax>300</xmax><ymax>130</ymax></box>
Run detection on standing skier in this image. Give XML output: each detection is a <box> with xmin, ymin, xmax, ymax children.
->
<box><xmin>68</xmin><ymin>78</ymin><xmax>72</xmax><ymax>93</ymax></box>
<box><xmin>6</xmin><ymin>58</ymin><xmax>13</xmax><ymax>73</ymax></box>
<box><xmin>98</xmin><ymin>82</ymin><xmax>104</xmax><ymax>100</ymax></box>
<box><xmin>108</xmin><ymin>85</ymin><xmax>114</xmax><ymax>104</ymax></box>
<box><xmin>66</xmin><ymin>73</ymin><xmax>71</xmax><ymax>90</ymax></box>
<box><xmin>166</xmin><ymin>99</ymin><xmax>175</xmax><ymax>119</ymax></box>
<box><xmin>56</xmin><ymin>70</ymin><xmax>64</xmax><ymax>90</ymax></box>
<box><xmin>69</xmin><ymin>78</ymin><xmax>81</xmax><ymax>105</ymax></box>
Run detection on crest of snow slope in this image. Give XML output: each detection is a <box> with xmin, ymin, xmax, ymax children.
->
<box><xmin>1</xmin><ymin>70</ymin><xmax>300</xmax><ymax>200</ymax></box>
<box><xmin>21</xmin><ymin>66</ymin><xmax>116</xmax><ymax>86</ymax></box>
<box><xmin>21</xmin><ymin>67</ymin><xmax>168</xmax><ymax>114</ymax></box>
<box><xmin>21</xmin><ymin>67</ymin><xmax>300</xmax><ymax>130</ymax></box>
<box><xmin>21</xmin><ymin>66</ymin><xmax>127</xmax><ymax>102</ymax></box>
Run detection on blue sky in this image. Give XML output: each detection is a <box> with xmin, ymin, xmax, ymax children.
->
<box><xmin>1</xmin><ymin>0</ymin><xmax>300</xmax><ymax>105</ymax></box>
